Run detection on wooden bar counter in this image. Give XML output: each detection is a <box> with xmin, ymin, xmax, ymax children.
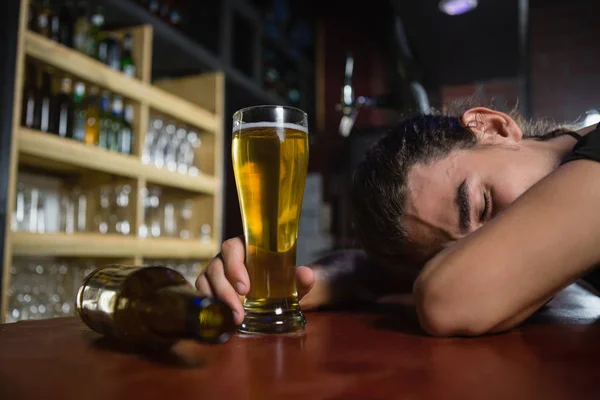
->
<box><xmin>2</xmin><ymin>284</ymin><xmax>600</xmax><ymax>400</ymax></box>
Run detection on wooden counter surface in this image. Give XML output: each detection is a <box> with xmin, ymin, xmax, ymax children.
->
<box><xmin>2</xmin><ymin>284</ymin><xmax>600</xmax><ymax>399</ymax></box>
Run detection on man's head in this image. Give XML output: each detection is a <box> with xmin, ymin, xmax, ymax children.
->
<box><xmin>352</xmin><ymin>106</ymin><xmax>568</xmax><ymax>267</ymax></box>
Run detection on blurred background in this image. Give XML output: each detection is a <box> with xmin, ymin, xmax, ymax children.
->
<box><xmin>0</xmin><ymin>0</ymin><xmax>598</xmax><ymax>323</ymax></box>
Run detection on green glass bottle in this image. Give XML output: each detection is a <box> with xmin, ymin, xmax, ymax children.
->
<box><xmin>77</xmin><ymin>265</ymin><xmax>236</xmax><ymax>347</ymax></box>
<box><xmin>121</xmin><ymin>33</ymin><xmax>136</xmax><ymax>78</ymax></box>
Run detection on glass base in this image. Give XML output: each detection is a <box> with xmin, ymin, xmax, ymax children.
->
<box><xmin>238</xmin><ymin>299</ymin><xmax>306</xmax><ymax>334</ymax></box>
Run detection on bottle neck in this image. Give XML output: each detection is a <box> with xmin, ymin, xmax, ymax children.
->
<box><xmin>139</xmin><ymin>285</ymin><xmax>235</xmax><ymax>343</ymax></box>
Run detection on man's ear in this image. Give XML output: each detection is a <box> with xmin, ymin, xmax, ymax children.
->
<box><xmin>460</xmin><ymin>107</ymin><xmax>523</xmax><ymax>144</ymax></box>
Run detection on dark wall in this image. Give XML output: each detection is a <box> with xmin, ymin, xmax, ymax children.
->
<box><xmin>530</xmin><ymin>0</ymin><xmax>600</xmax><ymax>122</ymax></box>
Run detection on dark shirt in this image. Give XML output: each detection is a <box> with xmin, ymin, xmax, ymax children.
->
<box><xmin>561</xmin><ymin>125</ymin><xmax>600</xmax><ymax>293</ymax></box>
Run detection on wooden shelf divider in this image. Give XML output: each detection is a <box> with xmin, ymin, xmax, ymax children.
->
<box><xmin>18</xmin><ymin>128</ymin><xmax>219</xmax><ymax>194</ymax></box>
<box><xmin>12</xmin><ymin>231</ymin><xmax>217</xmax><ymax>259</ymax></box>
<box><xmin>24</xmin><ymin>31</ymin><xmax>219</xmax><ymax>133</ymax></box>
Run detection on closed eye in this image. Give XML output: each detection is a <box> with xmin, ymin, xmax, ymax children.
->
<box><xmin>480</xmin><ymin>191</ymin><xmax>490</xmax><ymax>222</ymax></box>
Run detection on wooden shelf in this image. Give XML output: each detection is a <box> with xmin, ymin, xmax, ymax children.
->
<box><xmin>12</xmin><ymin>231</ymin><xmax>217</xmax><ymax>259</ymax></box>
<box><xmin>24</xmin><ymin>31</ymin><xmax>219</xmax><ymax>133</ymax></box>
<box><xmin>18</xmin><ymin>128</ymin><xmax>219</xmax><ymax>194</ymax></box>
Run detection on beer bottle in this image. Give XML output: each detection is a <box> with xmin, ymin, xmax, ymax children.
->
<box><xmin>119</xmin><ymin>103</ymin><xmax>134</xmax><ymax>154</ymax></box>
<box><xmin>84</xmin><ymin>86</ymin><xmax>100</xmax><ymax>145</ymax></box>
<box><xmin>58</xmin><ymin>1</ymin><xmax>75</xmax><ymax>48</ymax></box>
<box><xmin>51</xmin><ymin>77</ymin><xmax>73</xmax><ymax>138</ymax></box>
<box><xmin>38</xmin><ymin>68</ymin><xmax>53</xmax><ymax>133</ymax></box>
<box><xmin>76</xmin><ymin>265</ymin><xmax>236</xmax><ymax>347</ymax></box>
<box><xmin>121</xmin><ymin>33</ymin><xmax>136</xmax><ymax>78</ymax></box>
<box><xmin>71</xmin><ymin>82</ymin><xmax>87</xmax><ymax>141</ymax></box>
<box><xmin>21</xmin><ymin>60</ymin><xmax>39</xmax><ymax>129</ymax></box>
<box><xmin>98</xmin><ymin>91</ymin><xmax>111</xmax><ymax>149</ymax></box>
<box><xmin>73</xmin><ymin>3</ymin><xmax>90</xmax><ymax>54</ymax></box>
<box><xmin>36</xmin><ymin>0</ymin><xmax>53</xmax><ymax>38</ymax></box>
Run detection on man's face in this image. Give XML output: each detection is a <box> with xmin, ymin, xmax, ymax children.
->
<box><xmin>403</xmin><ymin>141</ymin><xmax>553</xmax><ymax>255</ymax></box>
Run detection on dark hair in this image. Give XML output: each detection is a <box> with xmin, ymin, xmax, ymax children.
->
<box><xmin>351</xmin><ymin>105</ymin><xmax>574</xmax><ymax>267</ymax></box>
<box><xmin>351</xmin><ymin>115</ymin><xmax>477</xmax><ymax>266</ymax></box>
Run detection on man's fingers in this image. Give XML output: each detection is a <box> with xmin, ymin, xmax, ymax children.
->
<box><xmin>205</xmin><ymin>260</ymin><xmax>245</xmax><ymax>325</ymax></box>
<box><xmin>221</xmin><ymin>237</ymin><xmax>250</xmax><ymax>295</ymax></box>
<box><xmin>296</xmin><ymin>266</ymin><xmax>315</xmax><ymax>299</ymax></box>
<box><xmin>195</xmin><ymin>274</ymin><xmax>214</xmax><ymax>297</ymax></box>
<box><xmin>298</xmin><ymin>268</ymin><xmax>329</xmax><ymax>310</ymax></box>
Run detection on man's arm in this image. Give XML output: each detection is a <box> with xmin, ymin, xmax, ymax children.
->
<box><xmin>414</xmin><ymin>159</ymin><xmax>600</xmax><ymax>337</ymax></box>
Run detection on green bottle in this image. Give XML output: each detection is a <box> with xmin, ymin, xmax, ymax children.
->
<box><xmin>86</xmin><ymin>6</ymin><xmax>105</xmax><ymax>59</ymax></box>
<box><xmin>121</xmin><ymin>33</ymin><xmax>136</xmax><ymax>78</ymax></box>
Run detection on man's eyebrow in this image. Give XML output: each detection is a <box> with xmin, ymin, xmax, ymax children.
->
<box><xmin>457</xmin><ymin>179</ymin><xmax>471</xmax><ymax>234</ymax></box>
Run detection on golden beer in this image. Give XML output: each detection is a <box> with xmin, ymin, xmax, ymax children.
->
<box><xmin>232</xmin><ymin>107</ymin><xmax>309</xmax><ymax>334</ymax></box>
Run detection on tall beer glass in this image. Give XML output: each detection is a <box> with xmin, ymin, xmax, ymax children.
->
<box><xmin>232</xmin><ymin>106</ymin><xmax>309</xmax><ymax>334</ymax></box>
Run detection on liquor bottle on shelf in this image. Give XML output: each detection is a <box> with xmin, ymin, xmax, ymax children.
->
<box><xmin>38</xmin><ymin>68</ymin><xmax>53</xmax><ymax>133</ymax></box>
<box><xmin>21</xmin><ymin>60</ymin><xmax>40</xmax><ymax>129</ymax></box>
<box><xmin>120</xmin><ymin>103</ymin><xmax>134</xmax><ymax>155</ymax></box>
<box><xmin>58</xmin><ymin>1</ymin><xmax>75</xmax><ymax>48</ymax></box>
<box><xmin>84</xmin><ymin>86</ymin><xmax>100</xmax><ymax>145</ymax></box>
<box><xmin>36</xmin><ymin>0</ymin><xmax>53</xmax><ymax>38</ymax></box>
<box><xmin>98</xmin><ymin>91</ymin><xmax>111</xmax><ymax>149</ymax></box>
<box><xmin>51</xmin><ymin>77</ymin><xmax>73</xmax><ymax>138</ymax></box>
<box><xmin>121</xmin><ymin>33</ymin><xmax>136</xmax><ymax>78</ymax></box>
<box><xmin>50</xmin><ymin>8</ymin><xmax>60</xmax><ymax>42</ymax></box>
<box><xmin>76</xmin><ymin>265</ymin><xmax>236</xmax><ymax>347</ymax></box>
<box><xmin>71</xmin><ymin>82</ymin><xmax>87</xmax><ymax>141</ymax></box>
<box><xmin>108</xmin><ymin>95</ymin><xmax>124</xmax><ymax>152</ymax></box>
<box><xmin>73</xmin><ymin>3</ymin><xmax>90</xmax><ymax>54</ymax></box>
<box><xmin>98</xmin><ymin>35</ymin><xmax>121</xmax><ymax>71</ymax></box>
<box><xmin>87</xmin><ymin>6</ymin><xmax>105</xmax><ymax>59</ymax></box>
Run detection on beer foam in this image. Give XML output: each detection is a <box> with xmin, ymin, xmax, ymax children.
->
<box><xmin>232</xmin><ymin>122</ymin><xmax>308</xmax><ymax>133</ymax></box>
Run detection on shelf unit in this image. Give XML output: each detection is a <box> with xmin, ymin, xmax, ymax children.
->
<box><xmin>1</xmin><ymin>0</ymin><xmax>225</xmax><ymax>322</ymax></box>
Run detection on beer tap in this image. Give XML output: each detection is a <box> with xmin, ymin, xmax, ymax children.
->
<box><xmin>336</xmin><ymin>16</ymin><xmax>431</xmax><ymax>137</ymax></box>
<box><xmin>336</xmin><ymin>53</ymin><xmax>384</xmax><ymax>137</ymax></box>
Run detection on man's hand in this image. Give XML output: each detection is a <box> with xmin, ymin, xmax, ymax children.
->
<box><xmin>196</xmin><ymin>237</ymin><xmax>330</xmax><ymax>325</ymax></box>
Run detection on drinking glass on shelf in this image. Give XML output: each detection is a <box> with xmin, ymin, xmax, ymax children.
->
<box><xmin>200</xmin><ymin>224</ymin><xmax>212</xmax><ymax>243</ymax></box>
<box><xmin>60</xmin><ymin>187</ymin><xmax>87</xmax><ymax>234</ymax></box>
<box><xmin>143</xmin><ymin>118</ymin><xmax>162</xmax><ymax>165</ymax></box>
<box><xmin>147</xmin><ymin>187</ymin><xmax>162</xmax><ymax>238</ymax></box>
<box><xmin>163</xmin><ymin>201</ymin><xmax>177</xmax><ymax>237</ymax></box>
<box><xmin>115</xmin><ymin>184</ymin><xmax>131</xmax><ymax>235</ymax></box>
<box><xmin>186</xmin><ymin>130</ymin><xmax>201</xmax><ymax>176</ymax></box>
<box><xmin>94</xmin><ymin>185</ymin><xmax>112</xmax><ymax>234</ymax></box>
<box><xmin>178</xmin><ymin>199</ymin><xmax>193</xmax><ymax>239</ymax></box>
<box><xmin>13</xmin><ymin>182</ymin><xmax>29</xmax><ymax>232</ymax></box>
